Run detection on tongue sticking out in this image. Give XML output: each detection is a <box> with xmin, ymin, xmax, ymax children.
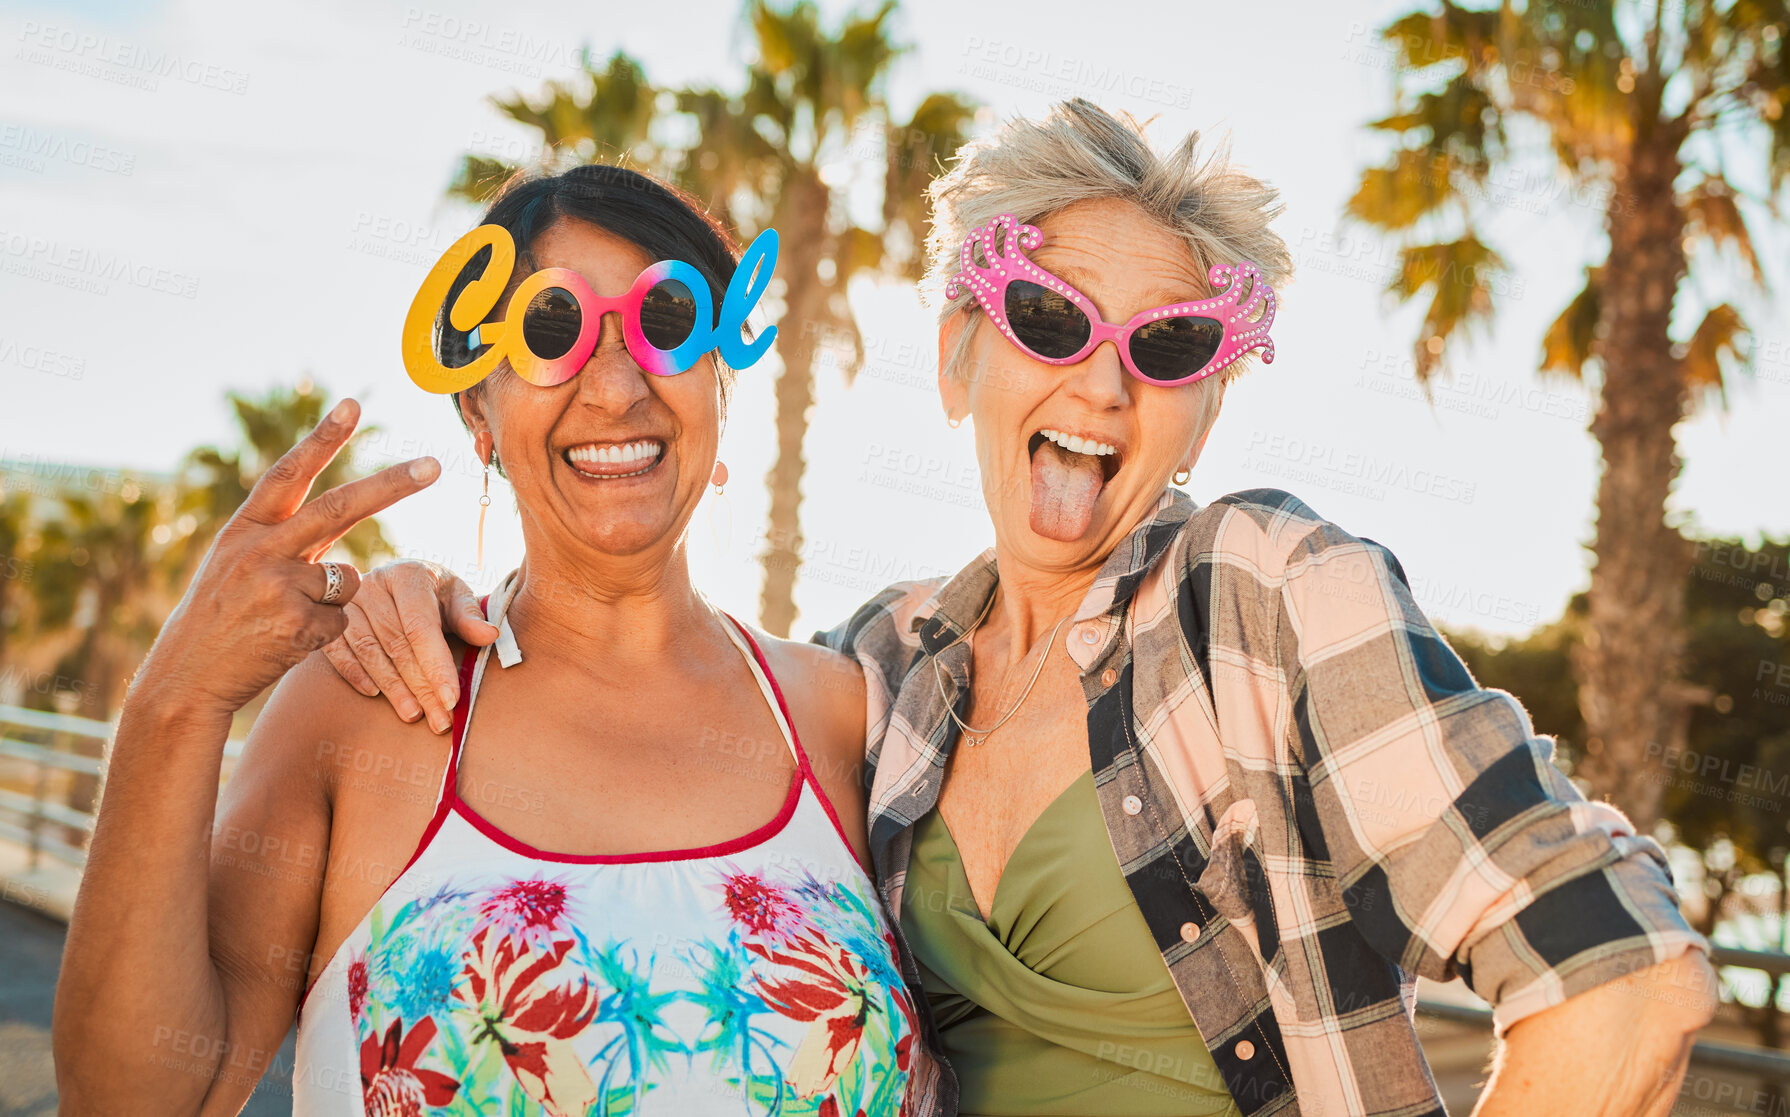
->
<box><xmin>1030</xmin><ymin>439</ymin><xmax>1106</xmax><ymax>541</ymax></box>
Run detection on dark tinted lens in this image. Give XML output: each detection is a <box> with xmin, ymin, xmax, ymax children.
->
<box><xmin>520</xmin><ymin>287</ymin><xmax>582</xmax><ymax>360</ymax></box>
<box><xmin>1004</xmin><ymin>280</ymin><xmax>1091</xmax><ymax>359</ymax></box>
<box><xmin>639</xmin><ymin>279</ymin><xmax>699</xmax><ymax>351</ymax></box>
<box><xmin>437</xmin><ymin>245</ymin><xmax>494</xmax><ymax>368</ymax></box>
<box><xmin>1129</xmin><ymin>316</ymin><xmax>1223</xmax><ymax>382</ymax></box>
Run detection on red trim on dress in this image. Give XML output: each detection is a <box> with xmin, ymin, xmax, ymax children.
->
<box><xmin>448</xmin><ymin>770</ymin><xmax>803</xmax><ymax>865</ymax></box>
<box><xmin>724</xmin><ymin>617</ymin><xmax>867</xmax><ymax>872</ymax></box>
<box><xmin>396</xmin><ymin>641</ymin><xmax>480</xmax><ymax>878</ymax></box>
<box><xmin>434</xmin><ymin>601</ymin><xmax>806</xmax><ymax>864</ymax></box>
<box><xmin>295</xmin><ymin>613</ymin><xmax>487</xmax><ymax>1021</ymax></box>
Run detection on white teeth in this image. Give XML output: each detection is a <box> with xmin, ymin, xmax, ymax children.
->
<box><xmin>566</xmin><ymin>440</ymin><xmax>664</xmax><ymax>469</ymax></box>
<box><xmin>1038</xmin><ymin>429</ymin><xmax>1116</xmax><ymax>457</ymax></box>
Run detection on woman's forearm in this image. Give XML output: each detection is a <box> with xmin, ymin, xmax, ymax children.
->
<box><xmin>50</xmin><ymin>402</ymin><xmax>434</xmax><ymax>1115</ymax></box>
<box><xmin>1471</xmin><ymin>951</ymin><xmax>1714</xmax><ymax>1117</ymax></box>
<box><xmin>53</xmin><ymin>677</ymin><xmax>241</xmax><ymax>1115</ymax></box>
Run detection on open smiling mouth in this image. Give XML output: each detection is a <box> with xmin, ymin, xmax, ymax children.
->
<box><xmin>562</xmin><ymin>439</ymin><xmax>666</xmax><ymax>480</ymax></box>
<box><xmin>1027</xmin><ymin>428</ymin><xmax>1123</xmax><ymax>542</ymax></box>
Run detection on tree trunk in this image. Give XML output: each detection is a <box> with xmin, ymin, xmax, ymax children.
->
<box><xmin>758</xmin><ymin>170</ymin><xmax>830</xmax><ymax>638</ymax></box>
<box><xmin>1570</xmin><ymin>96</ymin><xmax>1693</xmax><ymax>834</ymax></box>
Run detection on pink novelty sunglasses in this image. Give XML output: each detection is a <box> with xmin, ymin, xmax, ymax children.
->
<box><xmin>945</xmin><ymin>213</ymin><xmax>1277</xmax><ymax>386</ymax></box>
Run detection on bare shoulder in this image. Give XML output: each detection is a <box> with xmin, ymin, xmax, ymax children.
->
<box><xmin>738</xmin><ymin>626</ymin><xmax>871</xmax><ymax>859</ymax></box>
<box><xmin>237</xmin><ymin>649</ymin><xmax>375</xmax><ymax>793</ymax></box>
<box><xmin>746</xmin><ymin>630</ymin><xmax>866</xmax><ymax>754</ymax></box>
<box><xmin>250</xmin><ymin>639</ymin><xmax>469</xmax><ymax>805</ymax></box>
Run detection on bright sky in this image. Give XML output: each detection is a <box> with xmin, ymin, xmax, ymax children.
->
<box><xmin>2</xmin><ymin>0</ymin><xmax>1785</xmax><ymax>640</ymax></box>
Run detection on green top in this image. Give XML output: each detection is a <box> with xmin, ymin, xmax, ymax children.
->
<box><xmin>902</xmin><ymin>770</ymin><xmax>1241</xmax><ymax>1117</ymax></box>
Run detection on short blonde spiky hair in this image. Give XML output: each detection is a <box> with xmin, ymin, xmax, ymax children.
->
<box><xmin>925</xmin><ymin>99</ymin><xmax>1292</xmax><ymax>434</ymax></box>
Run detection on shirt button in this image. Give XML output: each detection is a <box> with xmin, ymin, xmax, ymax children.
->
<box><xmin>1100</xmin><ymin>667</ymin><xmax>1117</xmax><ymax>686</ymax></box>
<box><xmin>1080</xmin><ymin>627</ymin><xmax>1099</xmax><ymax>645</ymax></box>
<box><xmin>1180</xmin><ymin>921</ymin><xmax>1201</xmax><ymax>943</ymax></box>
<box><xmin>1234</xmin><ymin>1039</ymin><xmax>1256</xmax><ymax>1061</ymax></box>
<box><xmin>1122</xmin><ymin>794</ymin><xmax>1143</xmax><ymax>815</ymax></box>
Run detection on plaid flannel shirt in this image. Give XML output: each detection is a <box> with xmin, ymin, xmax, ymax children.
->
<box><xmin>815</xmin><ymin>486</ymin><xmax>1705</xmax><ymax>1117</ymax></box>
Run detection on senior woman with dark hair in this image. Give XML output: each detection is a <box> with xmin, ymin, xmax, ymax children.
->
<box><xmin>328</xmin><ymin>101</ymin><xmax>1714</xmax><ymax>1117</ymax></box>
<box><xmin>55</xmin><ymin>164</ymin><xmax>918</xmax><ymax>1117</ymax></box>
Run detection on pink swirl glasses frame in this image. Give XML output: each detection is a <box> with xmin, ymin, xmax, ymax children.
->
<box><xmin>945</xmin><ymin>213</ymin><xmax>1277</xmax><ymax>386</ymax></box>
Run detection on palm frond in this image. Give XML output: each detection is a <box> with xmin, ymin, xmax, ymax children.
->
<box><xmin>882</xmin><ymin>91</ymin><xmax>976</xmax><ymax>277</ymax></box>
<box><xmin>1388</xmin><ymin>236</ymin><xmax>1505</xmax><ymax>381</ymax></box>
<box><xmin>578</xmin><ymin>51</ymin><xmax>659</xmax><ymax>160</ymax></box>
<box><xmin>1346</xmin><ymin>149</ymin><xmax>1462</xmax><ymax>231</ymax></box>
<box><xmin>1539</xmin><ymin>266</ymin><xmax>1603</xmax><ymax>382</ymax></box>
<box><xmin>1683</xmin><ymin>176</ymin><xmax>1765</xmax><ymax>283</ymax></box>
<box><xmin>1681</xmin><ymin>302</ymin><xmax>1751</xmax><ymax>408</ymax></box>
<box><xmin>448</xmin><ymin>155</ymin><xmax>521</xmax><ymax>204</ymax></box>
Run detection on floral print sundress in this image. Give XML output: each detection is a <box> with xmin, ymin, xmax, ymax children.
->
<box><xmin>293</xmin><ymin>581</ymin><xmax>915</xmax><ymax>1117</ymax></box>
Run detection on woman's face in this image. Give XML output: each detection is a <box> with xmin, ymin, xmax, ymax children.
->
<box><xmin>940</xmin><ymin>198</ymin><xmax>1221</xmax><ymax>573</ymax></box>
<box><xmin>461</xmin><ymin>218</ymin><xmax>722</xmax><ymax>560</ymax></box>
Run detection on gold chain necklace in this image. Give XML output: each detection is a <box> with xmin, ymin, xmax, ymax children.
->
<box><xmin>931</xmin><ymin>594</ymin><xmax>1067</xmax><ymax>748</ymax></box>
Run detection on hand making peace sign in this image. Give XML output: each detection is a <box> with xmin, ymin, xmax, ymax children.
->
<box><xmin>134</xmin><ymin>397</ymin><xmax>440</xmax><ymax>719</ymax></box>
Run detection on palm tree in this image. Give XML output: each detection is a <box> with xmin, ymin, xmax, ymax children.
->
<box><xmin>1346</xmin><ymin>0</ymin><xmax>1786</xmax><ymax>831</ymax></box>
<box><xmin>24</xmin><ymin>478</ymin><xmax>185</xmax><ymax>815</ymax></box>
<box><xmin>446</xmin><ymin>1</ymin><xmax>977</xmax><ymax>635</ymax></box>
<box><xmin>178</xmin><ymin>379</ymin><xmax>394</xmax><ymax>575</ymax></box>
<box><xmin>35</xmin><ymin>482</ymin><xmax>179</xmax><ymax>723</ymax></box>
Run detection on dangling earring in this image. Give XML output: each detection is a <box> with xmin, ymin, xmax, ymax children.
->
<box><xmin>1172</xmin><ymin>467</ymin><xmax>1191</xmax><ymax>486</ymax></box>
<box><xmin>476</xmin><ymin>432</ymin><xmax>494</xmax><ymax>570</ymax></box>
<box><xmin>947</xmin><ymin>415</ymin><xmax>963</xmax><ymax>429</ymax></box>
<box><xmin>708</xmin><ymin>460</ymin><xmax>733</xmax><ymax>552</ymax></box>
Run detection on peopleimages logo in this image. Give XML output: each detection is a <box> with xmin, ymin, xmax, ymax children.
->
<box><xmin>0</xmin><ymin>229</ymin><xmax>200</xmax><ymax>299</ymax></box>
<box><xmin>958</xmin><ymin>37</ymin><xmax>1195</xmax><ymax>110</ymax></box>
<box><xmin>1241</xmin><ymin>431</ymin><xmax>1479</xmax><ymax>505</ymax></box>
<box><xmin>0</xmin><ymin>124</ymin><xmax>135</xmax><ymax>176</ymax></box>
<box><xmin>0</xmin><ymin>336</ymin><xmax>85</xmax><ymax>380</ymax></box>
<box><xmin>395</xmin><ymin>7</ymin><xmax>585</xmax><ymax>77</ymax></box>
<box><xmin>14</xmin><ymin>21</ymin><xmax>250</xmax><ymax>94</ymax></box>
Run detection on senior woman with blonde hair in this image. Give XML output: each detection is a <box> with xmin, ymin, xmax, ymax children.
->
<box><xmin>330</xmin><ymin>100</ymin><xmax>1715</xmax><ymax>1117</ymax></box>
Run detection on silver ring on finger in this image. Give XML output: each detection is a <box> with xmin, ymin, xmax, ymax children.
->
<box><xmin>320</xmin><ymin>561</ymin><xmax>345</xmax><ymax>604</ymax></box>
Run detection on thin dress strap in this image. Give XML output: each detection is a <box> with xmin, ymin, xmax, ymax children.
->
<box><xmin>428</xmin><ymin>573</ymin><xmax>523</xmax><ymax>816</ymax></box>
<box><xmin>716</xmin><ymin>613</ymin><xmax>801</xmax><ymax>767</ymax></box>
<box><xmin>718</xmin><ymin>613</ymin><xmax>861</xmax><ymax>863</ymax></box>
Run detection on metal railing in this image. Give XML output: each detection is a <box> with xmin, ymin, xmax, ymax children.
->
<box><xmin>0</xmin><ymin>703</ymin><xmax>112</xmax><ymax>871</ymax></box>
<box><xmin>6</xmin><ymin>704</ymin><xmax>1790</xmax><ymax>1082</ymax></box>
<box><xmin>1415</xmin><ymin>946</ymin><xmax>1790</xmax><ymax>1078</ymax></box>
<box><xmin>0</xmin><ymin>703</ymin><xmax>244</xmax><ymax>872</ymax></box>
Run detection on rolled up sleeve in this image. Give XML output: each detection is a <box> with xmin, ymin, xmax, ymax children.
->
<box><xmin>1277</xmin><ymin>521</ymin><xmax>1707</xmax><ymax>1036</ymax></box>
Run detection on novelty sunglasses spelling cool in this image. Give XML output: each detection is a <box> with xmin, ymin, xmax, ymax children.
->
<box><xmin>401</xmin><ymin>223</ymin><xmax>779</xmax><ymax>395</ymax></box>
<box><xmin>947</xmin><ymin>213</ymin><xmax>1277</xmax><ymax>386</ymax></box>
